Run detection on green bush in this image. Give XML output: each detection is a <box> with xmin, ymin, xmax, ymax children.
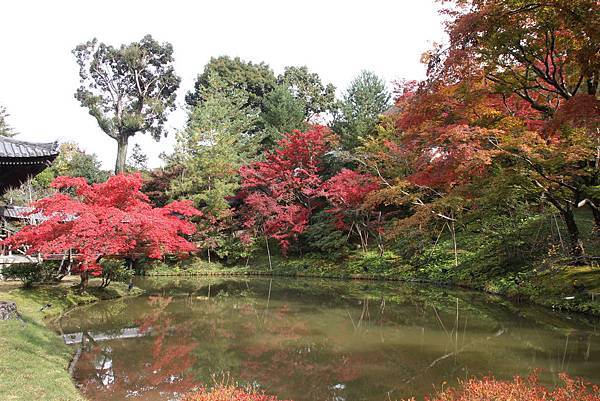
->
<box><xmin>1</xmin><ymin>263</ymin><xmax>57</xmax><ymax>287</ymax></box>
<box><xmin>347</xmin><ymin>250</ymin><xmax>402</xmax><ymax>275</ymax></box>
<box><xmin>100</xmin><ymin>259</ymin><xmax>132</xmax><ymax>287</ymax></box>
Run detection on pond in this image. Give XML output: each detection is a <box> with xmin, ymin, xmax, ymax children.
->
<box><xmin>54</xmin><ymin>276</ymin><xmax>600</xmax><ymax>401</ymax></box>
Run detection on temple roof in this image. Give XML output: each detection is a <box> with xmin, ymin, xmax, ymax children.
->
<box><xmin>0</xmin><ymin>137</ymin><xmax>59</xmax><ymax>159</ymax></box>
<box><xmin>0</xmin><ymin>137</ymin><xmax>60</xmax><ymax>195</ymax></box>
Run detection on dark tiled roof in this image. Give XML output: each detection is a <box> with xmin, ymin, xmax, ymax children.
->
<box><xmin>0</xmin><ymin>137</ymin><xmax>59</xmax><ymax>158</ymax></box>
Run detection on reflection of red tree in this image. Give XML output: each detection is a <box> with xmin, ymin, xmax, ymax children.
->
<box><xmin>76</xmin><ymin>295</ymin><xmax>200</xmax><ymax>401</ymax></box>
<box><xmin>139</xmin><ymin>295</ymin><xmax>198</xmax><ymax>390</ymax></box>
<box><xmin>238</xmin><ymin>304</ymin><xmax>364</xmax><ymax>399</ymax></box>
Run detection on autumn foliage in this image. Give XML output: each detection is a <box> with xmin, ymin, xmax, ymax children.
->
<box><xmin>239</xmin><ymin>126</ymin><xmax>332</xmax><ymax>251</ymax></box>
<box><xmin>404</xmin><ymin>373</ymin><xmax>600</xmax><ymax>401</ymax></box>
<box><xmin>183</xmin><ymin>385</ymin><xmax>291</xmax><ymax>401</ymax></box>
<box><xmin>3</xmin><ymin>173</ymin><xmax>200</xmax><ymax>278</ymax></box>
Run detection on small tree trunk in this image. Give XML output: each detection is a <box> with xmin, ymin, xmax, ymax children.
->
<box><xmin>450</xmin><ymin>220</ymin><xmax>458</xmax><ymax>267</ymax></box>
<box><xmin>264</xmin><ymin>234</ymin><xmax>272</xmax><ymax>270</ymax></box>
<box><xmin>79</xmin><ymin>271</ymin><xmax>89</xmax><ymax>292</ymax></box>
<box><xmin>115</xmin><ymin>135</ymin><xmax>129</xmax><ymax>174</ymax></box>
<box><xmin>591</xmin><ymin>204</ymin><xmax>600</xmax><ymax>237</ymax></box>
<box><xmin>562</xmin><ymin>208</ymin><xmax>585</xmax><ymax>261</ymax></box>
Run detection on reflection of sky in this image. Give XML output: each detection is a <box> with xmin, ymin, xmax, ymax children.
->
<box><xmin>94</xmin><ymin>346</ymin><xmax>115</xmax><ymax>387</ymax></box>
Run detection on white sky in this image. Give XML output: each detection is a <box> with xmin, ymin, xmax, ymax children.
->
<box><xmin>0</xmin><ymin>0</ymin><xmax>444</xmax><ymax>170</ymax></box>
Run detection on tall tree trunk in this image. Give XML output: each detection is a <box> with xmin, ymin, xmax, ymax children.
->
<box><xmin>562</xmin><ymin>208</ymin><xmax>585</xmax><ymax>261</ymax></box>
<box><xmin>115</xmin><ymin>135</ymin><xmax>129</xmax><ymax>174</ymax></box>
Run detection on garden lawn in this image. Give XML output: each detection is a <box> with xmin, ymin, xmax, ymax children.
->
<box><xmin>0</xmin><ymin>277</ymin><xmax>142</xmax><ymax>401</ymax></box>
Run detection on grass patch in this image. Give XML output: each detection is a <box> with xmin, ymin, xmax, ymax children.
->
<box><xmin>0</xmin><ymin>277</ymin><xmax>143</xmax><ymax>401</ymax></box>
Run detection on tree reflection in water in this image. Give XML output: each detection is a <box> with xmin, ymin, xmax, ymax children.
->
<box><xmin>74</xmin><ymin>294</ymin><xmax>199</xmax><ymax>400</ymax></box>
<box><xmin>62</xmin><ymin>278</ymin><xmax>600</xmax><ymax>401</ymax></box>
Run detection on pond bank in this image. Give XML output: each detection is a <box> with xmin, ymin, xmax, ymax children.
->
<box><xmin>0</xmin><ymin>277</ymin><xmax>143</xmax><ymax>401</ymax></box>
<box><xmin>141</xmin><ymin>255</ymin><xmax>600</xmax><ymax>317</ymax></box>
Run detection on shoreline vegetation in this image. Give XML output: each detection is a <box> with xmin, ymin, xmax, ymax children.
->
<box><xmin>0</xmin><ymin>277</ymin><xmax>142</xmax><ymax>401</ymax></box>
<box><xmin>181</xmin><ymin>374</ymin><xmax>600</xmax><ymax>401</ymax></box>
<box><xmin>0</xmin><ymin>264</ymin><xmax>597</xmax><ymax>401</ymax></box>
<box><xmin>140</xmin><ymin>254</ymin><xmax>600</xmax><ymax>317</ymax></box>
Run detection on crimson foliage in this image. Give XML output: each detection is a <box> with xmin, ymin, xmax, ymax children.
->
<box><xmin>3</xmin><ymin>173</ymin><xmax>200</xmax><ymax>276</ymax></box>
<box><xmin>239</xmin><ymin>126</ymin><xmax>331</xmax><ymax>251</ymax></box>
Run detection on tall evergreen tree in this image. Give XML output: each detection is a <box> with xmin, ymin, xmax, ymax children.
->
<box><xmin>169</xmin><ymin>92</ymin><xmax>259</xmax><ymax>215</ymax></box>
<box><xmin>0</xmin><ymin>105</ymin><xmax>17</xmax><ymax>137</ymax></box>
<box><xmin>185</xmin><ymin>56</ymin><xmax>276</xmax><ymax>111</ymax></box>
<box><xmin>73</xmin><ymin>35</ymin><xmax>180</xmax><ymax>174</ymax></box>
<box><xmin>260</xmin><ymin>85</ymin><xmax>308</xmax><ymax>148</ymax></box>
<box><xmin>333</xmin><ymin>71</ymin><xmax>390</xmax><ymax>149</ymax></box>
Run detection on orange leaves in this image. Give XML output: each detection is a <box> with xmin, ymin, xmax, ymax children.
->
<box><xmin>183</xmin><ymin>385</ymin><xmax>291</xmax><ymax>401</ymax></box>
<box><xmin>411</xmin><ymin>372</ymin><xmax>600</xmax><ymax>401</ymax></box>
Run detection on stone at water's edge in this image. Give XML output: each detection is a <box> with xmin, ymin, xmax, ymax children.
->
<box><xmin>0</xmin><ymin>301</ymin><xmax>18</xmax><ymax>320</ymax></box>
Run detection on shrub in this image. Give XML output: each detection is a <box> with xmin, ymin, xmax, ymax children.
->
<box><xmin>99</xmin><ymin>259</ymin><xmax>133</xmax><ymax>287</ymax></box>
<box><xmin>2</xmin><ymin>262</ymin><xmax>59</xmax><ymax>287</ymax></box>
<box><xmin>183</xmin><ymin>385</ymin><xmax>291</xmax><ymax>401</ymax></box>
<box><xmin>404</xmin><ymin>373</ymin><xmax>600</xmax><ymax>401</ymax></box>
<box><xmin>347</xmin><ymin>250</ymin><xmax>401</xmax><ymax>275</ymax></box>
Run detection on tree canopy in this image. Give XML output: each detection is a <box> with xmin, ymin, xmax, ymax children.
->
<box><xmin>277</xmin><ymin>66</ymin><xmax>336</xmax><ymax>120</ymax></box>
<box><xmin>4</xmin><ymin>174</ymin><xmax>200</xmax><ymax>287</ymax></box>
<box><xmin>185</xmin><ymin>56</ymin><xmax>276</xmax><ymax>111</ymax></box>
<box><xmin>73</xmin><ymin>35</ymin><xmax>180</xmax><ymax>174</ymax></box>
<box><xmin>0</xmin><ymin>105</ymin><xmax>17</xmax><ymax>137</ymax></box>
<box><xmin>333</xmin><ymin>70</ymin><xmax>391</xmax><ymax>149</ymax></box>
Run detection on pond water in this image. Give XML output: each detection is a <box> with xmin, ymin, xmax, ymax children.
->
<box><xmin>55</xmin><ymin>277</ymin><xmax>600</xmax><ymax>401</ymax></box>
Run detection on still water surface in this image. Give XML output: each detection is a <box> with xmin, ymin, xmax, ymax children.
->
<box><xmin>55</xmin><ymin>277</ymin><xmax>600</xmax><ymax>401</ymax></box>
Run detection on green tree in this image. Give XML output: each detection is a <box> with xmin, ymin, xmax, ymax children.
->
<box><xmin>49</xmin><ymin>142</ymin><xmax>109</xmax><ymax>184</ymax></box>
<box><xmin>170</xmin><ymin>92</ymin><xmax>258</xmax><ymax>214</ymax></box>
<box><xmin>277</xmin><ymin>65</ymin><xmax>336</xmax><ymax>119</ymax></box>
<box><xmin>170</xmin><ymin>92</ymin><xmax>259</xmax><ymax>261</ymax></box>
<box><xmin>73</xmin><ymin>35</ymin><xmax>180</xmax><ymax>174</ymax></box>
<box><xmin>127</xmin><ymin>144</ymin><xmax>149</xmax><ymax>172</ymax></box>
<box><xmin>260</xmin><ymin>85</ymin><xmax>308</xmax><ymax>148</ymax></box>
<box><xmin>185</xmin><ymin>56</ymin><xmax>276</xmax><ymax>111</ymax></box>
<box><xmin>0</xmin><ymin>105</ymin><xmax>17</xmax><ymax>137</ymax></box>
<box><xmin>333</xmin><ymin>70</ymin><xmax>390</xmax><ymax>149</ymax></box>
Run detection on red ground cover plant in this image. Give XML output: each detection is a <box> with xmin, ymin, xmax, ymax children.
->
<box><xmin>182</xmin><ymin>385</ymin><xmax>292</xmax><ymax>401</ymax></box>
<box><xmin>404</xmin><ymin>373</ymin><xmax>600</xmax><ymax>401</ymax></box>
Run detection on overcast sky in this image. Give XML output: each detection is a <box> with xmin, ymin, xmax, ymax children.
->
<box><xmin>0</xmin><ymin>0</ymin><xmax>444</xmax><ymax>170</ymax></box>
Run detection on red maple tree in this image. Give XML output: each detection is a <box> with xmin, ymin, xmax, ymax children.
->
<box><xmin>238</xmin><ymin>126</ymin><xmax>332</xmax><ymax>252</ymax></box>
<box><xmin>3</xmin><ymin>173</ymin><xmax>200</xmax><ymax>287</ymax></box>
<box><xmin>322</xmin><ymin>169</ymin><xmax>380</xmax><ymax>251</ymax></box>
